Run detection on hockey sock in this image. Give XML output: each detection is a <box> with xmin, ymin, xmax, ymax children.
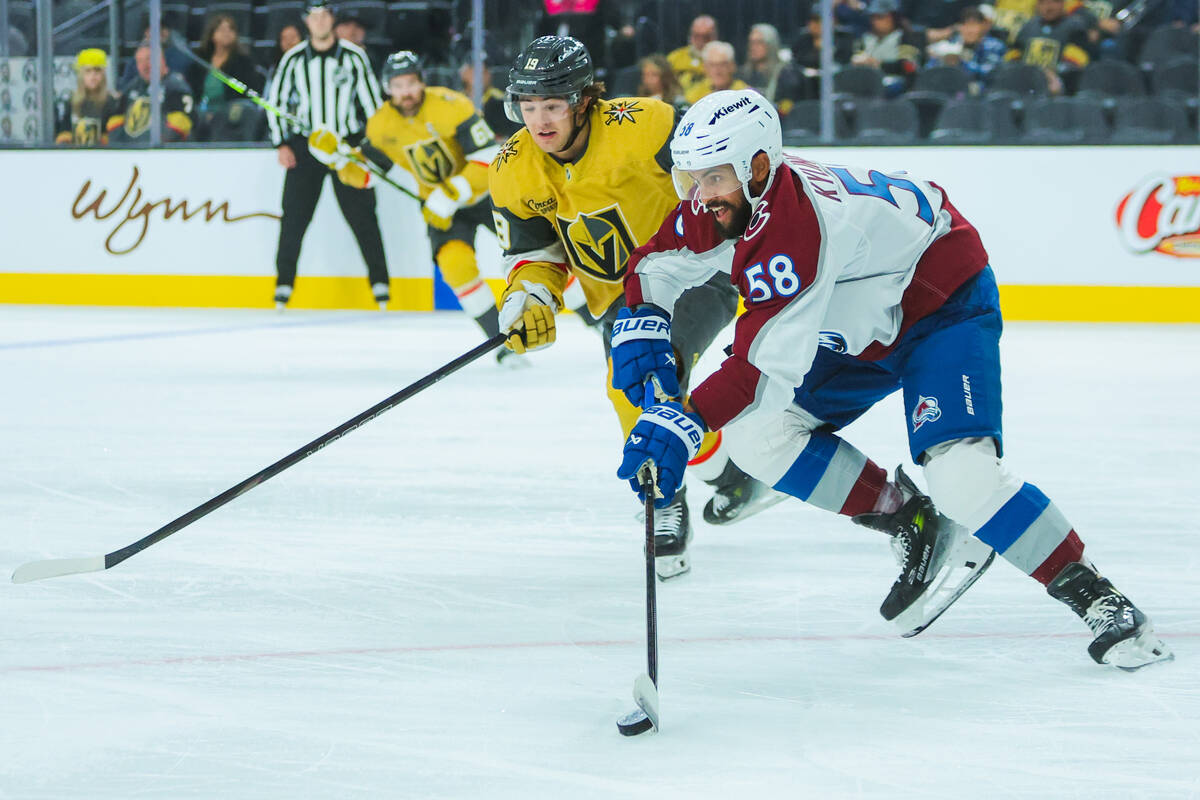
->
<box><xmin>475</xmin><ymin>306</ymin><xmax>501</xmax><ymax>339</ymax></box>
<box><xmin>773</xmin><ymin>431</ymin><xmax>890</xmax><ymax>517</ymax></box>
<box><xmin>687</xmin><ymin>430</ymin><xmax>728</xmax><ymax>483</ymax></box>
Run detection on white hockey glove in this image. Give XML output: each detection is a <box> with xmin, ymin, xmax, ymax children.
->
<box><xmin>498</xmin><ymin>279</ymin><xmax>558</xmax><ymax>354</ymax></box>
<box><xmin>422</xmin><ymin>175</ymin><xmax>472</xmax><ymax>231</ymax></box>
<box><xmin>308</xmin><ymin>127</ymin><xmax>349</xmax><ymax>169</ymax></box>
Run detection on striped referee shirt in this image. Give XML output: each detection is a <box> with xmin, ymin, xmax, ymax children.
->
<box><xmin>266</xmin><ymin>38</ymin><xmax>383</xmax><ymax>147</ymax></box>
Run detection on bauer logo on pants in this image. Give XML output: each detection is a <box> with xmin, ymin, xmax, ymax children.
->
<box><xmin>912</xmin><ymin>395</ymin><xmax>941</xmax><ymax>432</ymax></box>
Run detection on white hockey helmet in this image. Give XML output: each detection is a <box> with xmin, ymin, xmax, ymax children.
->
<box><xmin>670</xmin><ymin>88</ymin><xmax>783</xmax><ymax>206</ymax></box>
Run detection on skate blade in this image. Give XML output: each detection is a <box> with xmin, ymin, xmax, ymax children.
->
<box><xmin>655</xmin><ymin>554</ymin><xmax>690</xmax><ymax>581</ymax></box>
<box><xmin>703</xmin><ymin>490</ymin><xmax>787</xmax><ymax>526</ymax></box>
<box><xmin>892</xmin><ymin>538</ymin><xmax>996</xmax><ymax>638</ymax></box>
<box><xmin>1104</xmin><ymin>627</ymin><xmax>1175</xmax><ymax>672</ymax></box>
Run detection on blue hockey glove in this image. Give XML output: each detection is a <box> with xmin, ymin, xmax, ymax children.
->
<box><xmin>617</xmin><ymin>402</ymin><xmax>705</xmax><ymax>508</ymax></box>
<box><xmin>610</xmin><ymin>306</ymin><xmax>680</xmax><ymax>407</ymax></box>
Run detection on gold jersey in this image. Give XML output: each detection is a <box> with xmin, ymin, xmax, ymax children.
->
<box><xmin>363</xmin><ymin>86</ymin><xmax>497</xmax><ymax>202</ymax></box>
<box><xmin>488</xmin><ymin>96</ymin><xmax>681</xmax><ymax>317</ymax></box>
<box><xmin>667</xmin><ymin>46</ymin><xmax>705</xmax><ymax>92</ymax></box>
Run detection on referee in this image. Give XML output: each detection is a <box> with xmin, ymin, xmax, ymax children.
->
<box><xmin>267</xmin><ymin>0</ymin><xmax>389</xmax><ymax>309</ymax></box>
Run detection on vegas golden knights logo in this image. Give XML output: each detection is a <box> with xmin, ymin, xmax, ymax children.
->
<box><xmin>404</xmin><ymin>138</ymin><xmax>455</xmax><ymax>185</ymax></box>
<box><xmin>74</xmin><ymin>117</ymin><xmax>101</xmax><ymax>146</ymax></box>
<box><xmin>125</xmin><ymin>97</ymin><xmax>151</xmax><ymax>138</ymax></box>
<box><xmin>554</xmin><ymin>204</ymin><xmax>638</xmax><ymax>282</ymax></box>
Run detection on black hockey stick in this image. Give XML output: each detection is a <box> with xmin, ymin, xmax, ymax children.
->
<box><xmin>12</xmin><ymin>334</ymin><xmax>507</xmax><ymax>584</ymax></box>
<box><xmin>617</xmin><ymin>465</ymin><xmax>660</xmax><ymax>736</ymax></box>
<box><xmin>166</xmin><ymin>34</ymin><xmax>421</xmax><ymax>202</ymax></box>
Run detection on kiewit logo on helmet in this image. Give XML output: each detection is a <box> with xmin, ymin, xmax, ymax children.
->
<box><xmin>1116</xmin><ymin>175</ymin><xmax>1200</xmax><ymax>258</ymax></box>
<box><xmin>708</xmin><ymin>96</ymin><xmax>755</xmax><ymax>125</ymax></box>
<box><xmin>911</xmin><ymin>396</ymin><xmax>941</xmax><ymax>432</ymax></box>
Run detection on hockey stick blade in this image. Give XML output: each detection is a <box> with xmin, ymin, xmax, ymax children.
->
<box><xmin>616</xmin><ymin>673</ymin><xmax>659</xmax><ymax>736</ymax></box>
<box><xmin>12</xmin><ymin>556</ymin><xmax>106</xmax><ymax>584</ymax></box>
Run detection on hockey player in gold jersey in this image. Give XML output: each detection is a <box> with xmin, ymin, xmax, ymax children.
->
<box><xmin>308</xmin><ymin>51</ymin><xmax>515</xmax><ymax>361</ymax></box>
<box><xmin>489</xmin><ymin>36</ymin><xmax>783</xmax><ymax>579</ymax></box>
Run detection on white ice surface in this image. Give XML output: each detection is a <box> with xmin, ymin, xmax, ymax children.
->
<box><xmin>1</xmin><ymin>306</ymin><xmax>1197</xmax><ymax>799</ymax></box>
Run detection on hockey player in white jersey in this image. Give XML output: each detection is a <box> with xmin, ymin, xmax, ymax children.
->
<box><xmin>612</xmin><ymin>89</ymin><xmax>1172</xmax><ymax>669</ymax></box>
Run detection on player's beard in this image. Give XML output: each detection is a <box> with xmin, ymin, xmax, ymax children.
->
<box><xmin>708</xmin><ymin>197</ymin><xmax>751</xmax><ymax>240</ymax></box>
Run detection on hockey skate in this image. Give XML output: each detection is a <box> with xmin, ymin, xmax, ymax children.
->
<box><xmin>1047</xmin><ymin>562</ymin><xmax>1174</xmax><ymax>671</ymax></box>
<box><xmin>495</xmin><ymin>347</ymin><xmax>528</xmax><ymax>368</ymax></box>
<box><xmin>702</xmin><ymin>460</ymin><xmax>785</xmax><ymax>525</ymax></box>
<box><xmin>274</xmin><ymin>285</ymin><xmax>293</xmax><ymax>311</ymax></box>
<box><xmin>372</xmin><ymin>282</ymin><xmax>390</xmax><ymax>311</ymax></box>
<box><xmin>654</xmin><ymin>487</ymin><xmax>693</xmax><ymax>580</ymax></box>
<box><xmin>853</xmin><ymin>467</ymin><xmax>995</xmax><ymax>637</ymax></box>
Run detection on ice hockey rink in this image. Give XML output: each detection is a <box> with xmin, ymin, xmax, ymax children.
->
<box><xmin>2</xmin><ymin>305</ymin><xmax>1197</xmax><ymax>799</ymax></box>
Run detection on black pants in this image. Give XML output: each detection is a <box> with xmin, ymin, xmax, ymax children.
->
<box><xmin>275</xmin><ymin>137</ymin><xmax>389</xmax><ymax>288</ymax></box>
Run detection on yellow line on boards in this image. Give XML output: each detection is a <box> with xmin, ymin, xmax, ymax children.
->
<box><xmin>2</xmin><ymin>275</ymin><xmax>1200</xmax><ymax>322</ymax></box>
<box><xmin>998</xmin><ymin>285</ymin><xmax>1200</xmax><ymax>323</ymax></box>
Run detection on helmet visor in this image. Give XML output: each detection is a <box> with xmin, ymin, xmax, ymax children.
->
<box><xmin>671</xmin><ymin>163</ymin><xmax>742</xmax><ymax>203</ymax></box>
<box><xmin>505</xmin><ymin>94</ymin><xmax>575</xmax><ymax>126</ymax></box>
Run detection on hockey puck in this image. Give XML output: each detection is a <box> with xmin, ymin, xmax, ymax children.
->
<box><xmin>616</xmin><ymin>709</ymin><xmax>655</xmax><ymax>736</ymax></box>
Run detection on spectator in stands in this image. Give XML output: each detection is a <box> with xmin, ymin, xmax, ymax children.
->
<box><xmin>851</xmin><ymin>0</ymin><xmax>925</xmax><ymax>95</ymax></box>
<box><xmin>636</xmin><ymin>54</ymin><xmax>685</xmax><ymax>107</ymax></box>
<box><xmin>791</xmin><ymin>10</ymin><xmax>855</xmax><ymax>99</ymax></box>
<box><xmin>668</xmin><ymin>14</ymin><xmax>718</xmax><ymax>93</ymax></box>
<box><xmin>1090</xmin><ymin>0</ymin><xmax>1175</xmax><ymax>61</ymax></box>
<box><xmin>739</xmin><ymin>23</ymin><xmax>801</xmax><ymax>118</ymax></box>
<box><xmin>119</xmin><ymin>17</ymin><xmax>192</xmax><ymax>90</ymax></box>
<box><xmin>925</xmin><ymin>5</ymin><xmax>1007</xmax><ymax>87</ymax></box>
<box><xmin>684</xmin><ymin>40</ymin><xmax>750</xmax><ymax>105</ymax></box>
<box><xmin>109</xmin><ymin>41</ymin><xmax>194</xmax><ymax>143</ymax></box>
<box><xmin>835</xmin><ymin>0</ymin><xmax>874</xmax><ymax>37</ymax></box>
<box><xmin>1011</xmin><ymin>0</ymin><xmax>1096</xmax><ymax>93</ymax></box>
<box><xmin>54</xmin><ymin>48</ymin><xmax>121</xmax><ymax>146</ymax></box>
<box><xmin>334</xmin><ymin>14</ymin><xmax>368</xmax><ymax>47</ymax></box>
<box><xmin>266</xmin><ymin>23</ymin><xmax>305</xmax><ymax>87</ymax></box>
<box><xmin>278</xmin><ymin>23</ymin><xmax>305</xmax><ymax>57</ymax></box>
<box><xmin>188</xmin><ymin>13</ymin><xmax>263</xmax><ymax>141</ymax></box>
<box><xmin>458</xmin><ymin>57</ymin><xmax>520</xmax><ymax>139</ymax></box>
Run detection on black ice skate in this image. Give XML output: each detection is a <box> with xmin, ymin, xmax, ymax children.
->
<box><xmin>654</xmin><ymin>487</ymin><xmax>693</xmax><ymax>580</ymax></box>
<box><xmin>495</xmin><ymin>347</ymin><xmax>528</xmax><ymax>368</ymax></box>
<box><xmin>274</xmin><ymin>284</ymin><xmax>293</xmax><ymax>311</ymax></box>
<box><xmin>853</xmin><ymin>467</ymin><xmax>995</xmax><ymax>637</ymax></box>
<box><xmin>702</xmin><ymin>460</ymin><xmax>785</xmax><ymax>525</ymax></box>
<box><xmin>1046</xmin><ymin>562</ymin><xmax>1174</xmax><ymax>671</ymax></box>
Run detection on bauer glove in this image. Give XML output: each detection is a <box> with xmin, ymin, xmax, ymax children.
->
<box><xmin>610</xmin><ymin>305</ymin><xmax>679</xmax><ymax>407</ymax></box>
<box><xmin>617</xmin><ymin>402</ymin><xmax>705</xmax><ymax>508</ymax></box>
<box><xmin>499</xmin><ymin>279</ymin><xmax>558</xmax><ymax>354</ymax></box>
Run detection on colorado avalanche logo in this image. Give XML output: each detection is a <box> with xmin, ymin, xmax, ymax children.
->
<box><xmin>743</xmin><ymin>199</ymin><xmax>770</xmax><ymax>241</ymax></box>
<box><xmin>818</xmin><ymin>331</ymin><xmax>848</xmax><ymax>353</ymax></box>
<box><xmin>911</xmin><ymin>395</ymin><xmax>941</xmax><ymax>432</ymax></box>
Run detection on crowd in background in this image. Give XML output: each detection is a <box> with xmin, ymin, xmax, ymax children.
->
<box><xmin>13</xmin><ymin>0</ymin><xmax>1200</xmax><ymax>146</ymax></box>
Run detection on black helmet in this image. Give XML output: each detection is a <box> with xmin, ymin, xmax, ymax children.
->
<box><xmin>382</xmin><ymin>51</ymin><xmax>423</xmax><ymax>84</ymax></box>
<box><xmin>504</xmin><ymin>35</ymin><xmax>593</xmax><ymax>123</ymax></box>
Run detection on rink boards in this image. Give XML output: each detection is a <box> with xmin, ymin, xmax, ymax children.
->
<box><xmin>1</xmin><ymin>145</ymin><xmax>1199</xmax><ymax>321</ymax></box>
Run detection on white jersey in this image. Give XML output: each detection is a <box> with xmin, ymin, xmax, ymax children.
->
<box><xmin>626</xmin><ymin>155</ymin><xmax>989</xmax><ymax>431</ymax></box>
